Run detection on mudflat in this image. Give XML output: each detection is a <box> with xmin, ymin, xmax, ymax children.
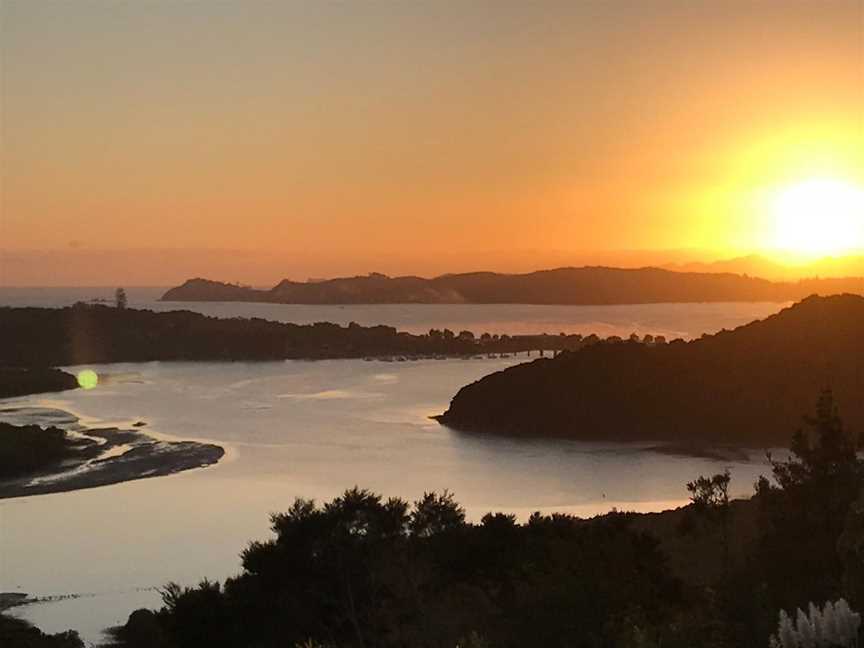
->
<box><xmin>0</xmin><ymin>407</ymin><xmax>224</xmax><ymax>499</ymax></box>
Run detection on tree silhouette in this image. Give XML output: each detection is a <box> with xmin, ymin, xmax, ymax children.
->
<box><xmin>756</xmin><ymin>389</ymin><xmax>864</xmax><ymax>612</ymax></box>
<box><xmin>687</xmin><ymin>469</ymin><xmax>732</xmax><ymax>574</ymax></box>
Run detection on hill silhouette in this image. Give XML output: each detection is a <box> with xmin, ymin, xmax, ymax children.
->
<box><xmin>161</xmin><ymin>267</ymin><xmax>864</xmax><ymax>305</ymax></box>
<box><xmin>664</xmin><ymin>254</ymin><xmax>864</xmax><ymax>281</ymax></box>
<box><xmin>437</xmin><ymin>294</ymin><xmax>864</xmax><ymax>446</ymax></box>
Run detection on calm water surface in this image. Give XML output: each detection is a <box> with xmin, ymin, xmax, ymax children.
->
<box><xmin>0</xmin><ymin>295</ymin><xmax>787</xmax><ymax>644</ymax></box>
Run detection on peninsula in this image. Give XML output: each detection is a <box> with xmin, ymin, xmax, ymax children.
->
<box><xmin>437</xmin><ymin>294</ymin><xmax>864</xmax><ymax>447</ymax></box>
<box><xmin>0</xmin><ymin>367</ymin><xmax>78</xmax><ymax>399</ymax></box>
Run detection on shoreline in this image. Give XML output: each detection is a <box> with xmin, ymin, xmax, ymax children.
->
<box><xmin>0</xmin><ymin>406</ymin><xmax>224</xmax><ymax>500</ymax></box>
<box><xmin>435</xmin><ymin>415</ymin><xmax>771</xmax><ymax>461</ymax></box>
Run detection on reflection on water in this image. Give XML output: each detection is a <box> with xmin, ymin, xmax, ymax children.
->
<box><xmin>0</xmin><ymin>357</ymin><xmax>778</xmax><ymax>644</ymax></box>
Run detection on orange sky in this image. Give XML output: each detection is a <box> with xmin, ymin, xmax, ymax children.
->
<box><xmin>1</xmin><ymin>1</ymin><xmax>863</xmax><ymax>285</ymax></box>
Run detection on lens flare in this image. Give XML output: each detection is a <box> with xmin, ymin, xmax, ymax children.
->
<box><xmin>76</xmin><ymin>369</ymin><xmax>99</xmax><ymax>390</ymax></box>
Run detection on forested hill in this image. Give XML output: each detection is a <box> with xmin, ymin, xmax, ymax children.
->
<box><xmin>437</xmin><ymin>294</ymin><xmax>864</xmax><ymax>446</ymax></box>
<box><xmin>161</xmin><ymin>267</ymin><xmax>864</xmax><ymax>305</ymax></box>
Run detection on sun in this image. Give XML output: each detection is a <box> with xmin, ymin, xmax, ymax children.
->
<box><xmin>769</xmin><ymin>179</ymin><xmax>864</xmax><ymax>257</ymax></box>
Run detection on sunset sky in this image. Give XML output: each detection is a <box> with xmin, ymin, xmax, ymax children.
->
<box><xmin>2</xmin><ymin>1</ymin><xmax>863</xmax><ymax>285</ymax></box>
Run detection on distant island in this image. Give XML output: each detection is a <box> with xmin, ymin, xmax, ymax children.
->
<box><xmin>437</xmin><ymin>294</ymin><xmax>864</xmax><ymax>447</ymax></box>
<box><xmin>161</xmin><ymin>266</ymin><xmax>864</xmax><ymax>305</ymax></box>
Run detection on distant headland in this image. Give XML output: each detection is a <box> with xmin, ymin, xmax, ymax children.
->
<box><xmin>160</xmin><ymin>267</ymin><xmax>864</xmax><ymax>305</ymax></box>
<box><xmin>436</xmin><ymin>294</ymin><xmax>864</xmax><ymax>447</ymax></box>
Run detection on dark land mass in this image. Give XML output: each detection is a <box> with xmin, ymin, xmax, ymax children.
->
<box><xmin>0</xmin><ymin>420</ymin><xmax>89</xmax><ymax>479</ymax></box>
<box><xmin>437</xmin><ymin>294</ymin><xmax>864</xmax><ymax>447</ymax></box>
<box><xmin>161</xmin><ymin>266</ymin><xmax>864</xmax><ymax>304</ymax></box>
<box><xmin>1</xmin><ymin>304</ymin><xmax>610</xmax><ymax>367</ymax></box>
<box><xmin>0</xmin><ymin>408</ymin><xmax>224</xmax><ymax>499</ymax></box>
<box><xmin>0</xmin><ymin>367</ymin><xmax>78</xmax><ymax>399</ymax></box>
<box><xmin>0</xmin><ymin>614</ymin><xmax>83</xmax><ymax>648</ymax></box>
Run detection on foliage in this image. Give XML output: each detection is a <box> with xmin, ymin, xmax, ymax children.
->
<box><xmin>687</xmin><ymin>470</ymin><xmax>731</xmax><ymax>511</ymax></box>
<box><xmin>754</xmin><ymin>389</ymin><xmax>864</xmax><ymax>611</ymax></box>
<box><xmin>768</xmin><ymin>599</ymin><xmax>861</xmax><ymax>648</ymax></box>
<box><xmin>0</xmin><ymin>614</ymin><xmax>84</xmax><ymax>648</ymax></box>
<box><xmin>115</xmin><ymin>487</ymin><xmax>690</xmax><ymax>648</ymax></box>
<box><xmin>838</xmin><ymin>492</ymin><xmax>864</xmax><ymax>606</ymax></box>
<box><xmin>764</xmin><ymin>389</ymin><xmax>863</xmax><ymax>492</ymax></box>
<box><xmin>686</xmin><ymin>469</ymin><xmax>732</xmax><ymax>577</ymax></box>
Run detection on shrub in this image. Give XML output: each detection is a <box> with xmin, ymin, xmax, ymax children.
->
<box><xmin>769</xmin><ymin>599</ymin><xmax>861</xmax><ymax>647</ymax></box>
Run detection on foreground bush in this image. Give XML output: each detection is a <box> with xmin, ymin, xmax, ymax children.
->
<box><xmin>769</xmin><ymin>599</ymin><xmax>861</xmax><ymax>647</ymax></box>
<box><xmin>0</xmin><ymin>615</ymin><xmax>83</xmax><ymax>648</ymax></box>
<box><xmin>116</xmin><ymin>490</ymin><xmax>695</xmax><ymax>648</ymax></box>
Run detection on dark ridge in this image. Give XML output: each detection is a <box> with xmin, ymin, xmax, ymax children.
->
<box><xmin>437</xmin><ymin>294</ymin><xmax>864</xmax><ymax>447</ymax></box>
<box><xmin>160</xmin><ymin>266</ymin><xmax>864</xmax><ymax>305</ymax></box>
